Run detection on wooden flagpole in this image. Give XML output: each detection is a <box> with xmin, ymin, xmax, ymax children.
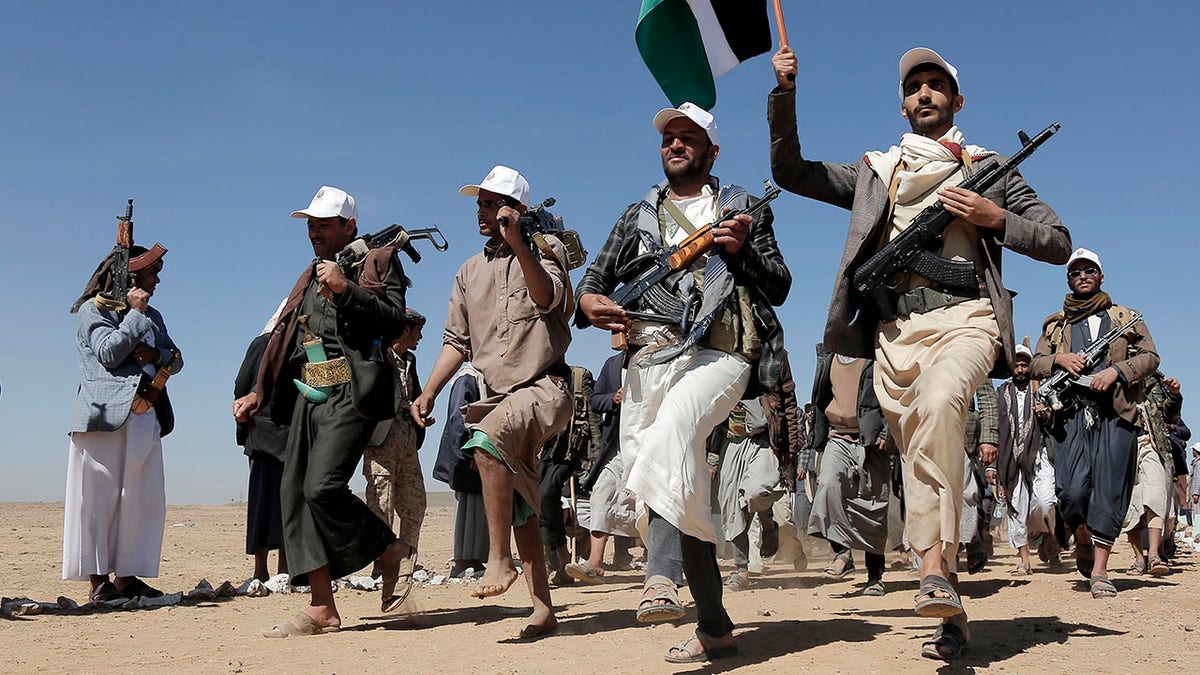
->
<box><xmin>772</xmin><ymin>0</ymin><xmax>795</xmax><ymax>82</ymax></box>
<box><xmin>772</xmin><ymin>0</ymin><xmax>789</xmax><ymax>47</ymax></box>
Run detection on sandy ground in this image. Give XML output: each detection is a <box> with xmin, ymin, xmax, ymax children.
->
<box><xmin>2</xmin><ymin>495</ymin><xmax>1198</xmax><ymax>674</ymax></box>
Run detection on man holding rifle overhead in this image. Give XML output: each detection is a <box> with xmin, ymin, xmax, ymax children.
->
<box><xmin>576</xmin><ymin>103</ymin><xmax>790</xmax><ymax>663</ymax></box>
<box><xmin>767</xmin><ymin>47</ymin><xmax>1070</xmax><ymax>659</ymax></box>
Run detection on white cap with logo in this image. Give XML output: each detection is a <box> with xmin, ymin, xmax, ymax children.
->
<box><xmin>290</xmin><ymin>186</ymin><xmax>358</xmax><ymax>221</ymax></box>
<box><xmin>1067</xmin><ymin>247</ymin><xmax>1102</xmax><ymax>271</ymax></box>
<box><xmin>899</xmin><ymin>47</ymin><xmax>960</xmax><ymax>98</ymax></box>
<box><xmin>653</xmin><ymin>102</ymin><xmax>720</xmax><ymax>146</ymax></box>
<box><xmin>459</xmin><ymin>165</ymin><xmax>531</xmax><ymax>208</ymax></box>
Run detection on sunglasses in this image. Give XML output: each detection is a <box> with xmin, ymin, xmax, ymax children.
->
<box><xmin>1067</xmin><ymin>267</ymin><xmax>1100</xmax><ymax>279</ymax></box>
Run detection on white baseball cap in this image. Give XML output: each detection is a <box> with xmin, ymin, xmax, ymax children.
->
<box><xmin>899</xmin><ymin>47</ymin><xmax>960</xmax><ymax>98</ymax></box>
<box><xmin>290</xmin><ymin>185</ymin><xmax>357</xmax><ymax>221</ymax></box>
<box><xmin>1067</xmin><ymin>247</ymin><xmax>1103</xmax><ymax>271</ymax></box>
<box><xmin>653</xmin><ymin>102</ymin><xmax>720</xmax><ymax>146</ymax></box>
<box><xmin>459</xmin><ymin>165</ymin><xmax>531</xmax><ymax>208</ymax></box>
<box><xmin>1014</xmin><ymin>343</ymin><xmax>1032</xmax><ymax>359</ymax></box>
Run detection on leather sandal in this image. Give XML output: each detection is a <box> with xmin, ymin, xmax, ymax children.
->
<box><xmin>637</xmin><ymin>575</ymin><xmax>686</xmax><ymax>623</ymax></box>
<box><xmin>663</xmin><ymin>629</ymin><xmax>738</xmax><ymax>664</ymax></box>
<box><xmin>822</xmin><ymin>551</ymin><xmax>855</xmax><ymax>578</ymax></box>
<box><xmin>921</xmin><ymin>623</ymin><xmax>968</xmax><ymax>660</ymax></box>
<box><xmin>381</xmin><ymin>547</ymin><xmax>417</xmax><ymax>614</ymax></box>
<box><xmin>914</xmin><ymin>574</ymin><xmax>963</xmax><ymax>618</ymax></box>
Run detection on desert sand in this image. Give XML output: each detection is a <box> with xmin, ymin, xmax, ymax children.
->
<box><xmin>2</xmin><ymin>495</ymin><xmax>1198</xmax><ymax>674</ymax></box>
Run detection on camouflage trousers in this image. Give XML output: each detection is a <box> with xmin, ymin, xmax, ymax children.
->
<box><xmin>362</xmin><ymin>418</ymin><xmax>426</xmax><ymax>551</ymax></box>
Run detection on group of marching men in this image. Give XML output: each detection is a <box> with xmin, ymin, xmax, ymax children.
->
<box><xmin>62</xmin><ymin>44</ymin><xmax>1187</xmax><ymax>663</ymax></box>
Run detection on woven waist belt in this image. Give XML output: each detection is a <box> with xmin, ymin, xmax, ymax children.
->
<box><xmin>625</xmin><ymin>320</ymin><xmax>683</xmax><ymax>349</ymax></box>
<box><xmin>892</xmin><ymin>283</ymin><xmax>983</xmax><ymax>318</ymax></box>
<box><xmin>301</xmin><ymin>357</ymin><xmax>351</xmax><ymax>387</ymax></box>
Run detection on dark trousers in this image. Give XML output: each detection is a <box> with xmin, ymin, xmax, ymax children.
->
<box><xmin>646</xmin><ymin>509</ymin><xmax>733</xmax><ymax>638</ymax></box>
<box><xmin>539</xmin><ymin>459</ymin><xmax>574</xmax><ymax>550</ymax></box>
<box><xmin>281</xmin><ymin>390</ymin><xmax>396</xmax><ymax>585</ymax></box>
<box><xmin>246</xmin><ymin>454</ymin><xmax>285</xmax><ymax>554</ymax></box>
<box><xmin>1051</xmin><ymin>409</ymin><xmax>1138</xmax><ymax>547</ymax></box>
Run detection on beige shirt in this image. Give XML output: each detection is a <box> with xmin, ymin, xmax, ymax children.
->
<box><xmin>826</xmin><ymin>355</ymin><xmax>865</xmax><ymax>435</ymax></box>
<box><xmin>891</xmin><ymin>168</ymin><xmax>983</xmax><ymax>290</ymax></box>
<box><xmin>443</xmin><ymin>236</ymin><xmax>572</xmax><ymax>394</ymax></box>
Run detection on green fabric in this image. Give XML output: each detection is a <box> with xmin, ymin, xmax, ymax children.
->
<box><xmin>635</xmin><ymin>0</ymin><xmax>714</xmax><ymax>108</ymax></box>
<box><xmin>462</xmin><ymin>430</ymin><xmax>534</xmax><ymax>526</ymax></box>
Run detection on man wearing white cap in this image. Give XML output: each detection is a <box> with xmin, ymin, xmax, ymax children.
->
<box><xmin>992</xmin><ymin>340</ymin><xmax>1059</xmax><ymax>574</ymax></box>
<box><xmin>411</xmin><ymin>165</ymin><xmax>573</xmax><ymax>639</ymax></box>
<box><xmin>767</xmin><ymin>47</ymin><xmax>1071</xmax><ymax>659</ymax></box>
<box><xmin>236</xmin><ymin>186</ymin><xmax>413</xmax><ymax>636</ymax></box>
<box><xmin>576</xmin><ymin>103</ymin><xmax>790</xmax><ymax>663</ymax></box>
<box><xmin>1032</xmin><ymin>247</ymin><xmax>1159</xmax><ymax>600</ymax></box>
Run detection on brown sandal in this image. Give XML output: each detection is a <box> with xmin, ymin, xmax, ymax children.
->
<box><xmin>381</xmin><ymin>547</ymin><xmax>417</xmax><ymax>613</ymax></box>
<box><xmin>637</xmin><ymin>575</ymin><xmax>686</xmax><ymax>623</ymax></box>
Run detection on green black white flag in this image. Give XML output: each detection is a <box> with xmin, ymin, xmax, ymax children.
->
<box><xmin>635</xmin><ymin>0</ymin><xmax>772</xmax><ymax>109</ymax></box>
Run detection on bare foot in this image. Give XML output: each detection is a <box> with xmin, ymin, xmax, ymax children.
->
<box><xmin>470</xmin><ymin>558</ymin><xmax>519</xmax><ymax>598</ymax></box>
<box><xmin>301</xmin><ymin>606</ymin><xmax>341</xmax><ymax>631</ymax></box>
<box><xmin>516</xmin><ymin>607</ymin><xmax>557</xmax><ymax>640</ymax></box>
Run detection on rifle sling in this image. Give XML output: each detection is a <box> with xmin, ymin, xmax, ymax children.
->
<box><xmin>659</xmin><ymin>197</ymin><xmax>701</xmax><ymax>237</ymax></box>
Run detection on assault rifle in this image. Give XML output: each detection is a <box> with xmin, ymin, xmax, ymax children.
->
<box><xmin>319</xmin><ymin>224</ymin><xmax>449</xmax><ymax>301</ymax></box>
<box><xmin>499</xmin><ymin>197</ymin><xmax>589</xmax><ymax>270</ymax></box>
<box><xmin>98</xmin><ymin>199</ymin><xmax>135</xmax><ymax>310</ymax></box>
<box><xmin>609</xmin><ymin>180</ymin><xmax>782</xmax><ymax>327</ymax></box>
<box><xmin>1035</xmin><ymin>311</ymin><xmax>1143</xmax><ymax>416</ymax></box>
<box><xmin>335</xmin><ymin>224</ymin><xmax>449</xmax><ymax>268</ymax></box>
<box><xmin>851</xmin><ymin>123</ymin><xmax>1061</xmax><ymax>322</ymax></box>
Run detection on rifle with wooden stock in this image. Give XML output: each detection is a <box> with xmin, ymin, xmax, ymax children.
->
<box><xmin>97</xmin><ymin>199</ymin><xmax>134</xmax><ymax>311</ymax></box>
<box><xmin>609</xmin><ymin>179</ymin><xmax>783</xmax><ymax>327</ymax></box>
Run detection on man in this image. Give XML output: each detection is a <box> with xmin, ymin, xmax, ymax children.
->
<box><xmin>233</xmin><ymin>303</ymin><xmax>290</xmax><ymax>583</ymax></box>
<box><xmin>712</xmin><ymin>397</ymin><xmax>783</xmax><ymax>591</ymax></box>
<box><xmin>431</xmin><ymin>363</ymin><xmax>489</xmax><ymax>578</ymax></box>
<box><xmin>1190</xmin><ymin>442</ymin><xmax>1200</xmax><ymax>526</ymax></box>
<box><xmin>576</xmin><ymin>103</ymin><xmax>790</xmax><ymax>663</ymax></box>
<box><xmin>236</xmin><ymin>186</ymin><xmax>410</xmax><ymax>636</ymax></box>
<box><xmin>994</xmin><ymin>343</ymin><xmax>1059</xmax><ymax>574</ymax></box>
<box><xmin>410</xmin><ymin>165</ymin><xmax>573</xmax><ymax>639</ymax></box>
<box><xmin>539</xmin><ymin>364</ymin><xmax>595</xmax><ymax>586</ymax></box>
<box><xmin>1031</xmin><ymin>247</ymin><xmax>1159</xmax><ymax>599</ymax></box>
<box><xmin>769</xmin><ymin>47</ymin><xmax>1070</xmax><ymax>660</ymax></box>
<box><xmin>567</xmin><ymin>352</ymin><xmax>640</xmax><ymax>585</ymax></box>
<box><xmin>760</xmin><ymin>349</ymin><xmax>809</xmax><ymax>571</ymax></box>
<box><xmin>960</xmin><ymin>381</ymin><xmax>999</xmax><ymax>574</ymax></box>
<box><xmin>806</xmin><ymin>348</ymin><xmax>890</xmax><ymax>596</ymax></box>
<box><xmin>65</xmin><ymin>243</ymin><xmax>181</xmax><ymax>602</ymax></box>
<box><xmin>362</xmin><ymin>307</ymin><xmax>428</xmax><ymax>601</ymax></box>
<box><xmin>1120</xmin><ymin>371</ymin><xmax>1181</xmax><ymax>576</ymax></box>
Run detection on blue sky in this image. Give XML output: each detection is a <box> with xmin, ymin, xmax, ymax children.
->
<box><xmin>2</xmin><ymin>2</ymin><xmax>1197</xmax><ymax>504</ymax></box>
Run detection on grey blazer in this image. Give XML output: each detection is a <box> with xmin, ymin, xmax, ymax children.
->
<box><xmin>768</xmin><ymin>89</ymin><xmax>1071</xmax><ymax>378</ymax></box>
<box><xmin>69</xmin><ymin>301</ymin><xmax>183</xmax><ymax>436</ymax></box>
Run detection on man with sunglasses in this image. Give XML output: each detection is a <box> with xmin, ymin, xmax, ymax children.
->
<box><xmin>1031</xmin><ymin>247</ymin><xmax>1159</xmax><ymax>600</ymax></box>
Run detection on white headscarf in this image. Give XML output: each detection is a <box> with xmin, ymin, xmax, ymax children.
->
<box><xmin>865</xmin><ymin>126</ymin><xmax>993</xmax><ymax>205</ymax></box>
